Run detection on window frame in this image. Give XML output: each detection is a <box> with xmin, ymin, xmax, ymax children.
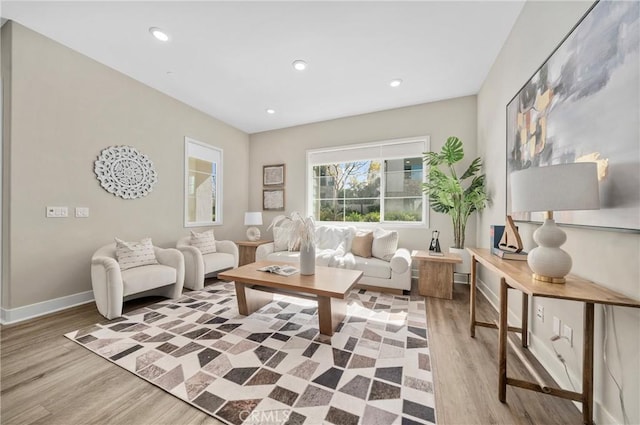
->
<box><xmin>184</xmin><ymin>137</ymin><xmax>223</xmax><ymax>227</ymax></box>
<box><xmin>306</xmin><ymin>137</ymin><xmax>429</xmax><ymax>228</ymax></box>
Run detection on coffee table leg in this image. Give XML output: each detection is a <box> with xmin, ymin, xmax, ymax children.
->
<box><xmin>235</xmin><ymin>282</ymin><xmax>273</xmax><ymax>316</ymax></box>
<box><xmin>317</xmin><ymin>296</ymin><xmax>347</xmax><ymax>336</ymax></box>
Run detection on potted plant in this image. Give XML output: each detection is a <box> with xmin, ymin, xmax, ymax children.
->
<box><xmin>268</xmin><ymin>212</ymin><xmax>316</xmax><ymax>275</ymax></box>
<box><xmin>422</xmin><ymin>136</ymin><xmax>489</xmax><ymax>272</ymax></box>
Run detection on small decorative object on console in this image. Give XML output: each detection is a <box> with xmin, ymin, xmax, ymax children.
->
<box><xmin>490</xmin><ymin>224</ymin><xmax>527</xmax><ymax>261</ymax></box>
<box><xmin>428</xmin><ymin>230</ymin><xmax>443</xmax><ymax>256</ymax></box>
<box><xmin>499</xmin><ymin>216</ymin><xmax>523</xmax><ymax>253</ymax></box>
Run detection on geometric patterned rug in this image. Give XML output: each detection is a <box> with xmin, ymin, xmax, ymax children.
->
<box><xmin>65</xmin><ymin>281</ymin><xmax>436</xmax><ymax>425</ymax></box>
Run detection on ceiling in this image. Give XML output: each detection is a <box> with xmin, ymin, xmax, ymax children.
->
<box><xmin>1</xmin><ymin>1</ymin><xmax>525</xmax><ymax>134</ymax></box>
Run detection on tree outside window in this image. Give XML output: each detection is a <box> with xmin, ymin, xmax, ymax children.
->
<box><xmin>311</xmin><ymin>157</ymin><xmax>422</xmax><ymax>223</ymax></box>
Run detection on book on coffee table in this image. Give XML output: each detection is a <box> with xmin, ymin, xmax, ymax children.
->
<box><xmin>257</xmin><ymin>265</ymin><xmax>299</xmax><ymax>276</ymax></box>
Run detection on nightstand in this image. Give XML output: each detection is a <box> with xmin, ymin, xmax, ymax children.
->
<box><xmin>236</xmin><ymin>240</ymin><xmax>272</xmax><ymax>266</ymax></box>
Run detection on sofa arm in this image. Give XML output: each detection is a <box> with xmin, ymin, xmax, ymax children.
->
<box><xmin>91</xmin><ymin>256</ymin><xmax>124</xmax><ymax>319</ymax></box>
<box><xmin>389</xmin><ymin>248</ymin><xmax>411</xmax><ymax>275</ymax></box>
<box><xmin>255</xmin><ymin>243</ymin><xmax>275</xmax><ymax>261</ymax></box>
<box><xmin>154</xmin><ymin>247</ymin><xmax>185</xmax><ymax>296</ymax></box>
<box><xmin>215</xmin><ymin>240</ymin><xmax>239</xmax><ymax>268</ymax></box>
<box><xmin>176</xmin><ymin>245</ymin><xmax>204</xmax><ymax>290</ymax></box>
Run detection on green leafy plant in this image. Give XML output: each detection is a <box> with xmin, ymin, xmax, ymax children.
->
<box><xmin>422</xmin><ymin>136</ymin><xmax>489</xmax><ymax>249</ymax></box>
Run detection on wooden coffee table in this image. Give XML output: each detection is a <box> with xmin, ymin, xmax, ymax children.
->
<box><xmin>218</xmin><ymin>261</ymin><xmax>363</xmax><ymax>336</ymax></box>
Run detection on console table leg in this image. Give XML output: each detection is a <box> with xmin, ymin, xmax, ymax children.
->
<box><xmin>583</xmin><ymin>302</ymin><xmax>595</xmax><ymax>425</ymax></box>
<box><xmin>470</xmin><ymin>255</ymin><xmax>477</xmax><ymax>338</ymax></box>
<box><xmin>522</xmin><ymin>293</ymin><xmax>529</xmax><ymax>348</ymax></box>
<box><xmin>498</xmin><ymin>277</ymin><xmax>508</xmax><ymax>402</ymax></box>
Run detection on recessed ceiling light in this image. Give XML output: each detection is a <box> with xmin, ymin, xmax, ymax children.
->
<box><xmin>149</xmin><ymin>27</ymin><xmax>170</xmax><ymax>42</ymax></box>
<box><xmin>292</xmin><ymin>60</ymin><xmax>307</xmax><ymax>71</ymax></box>
<box><xmin>266</xmin><ymin>108</ymin><xmax>276</xmax><ymax>114</ymax></box>
<box><xmin>390</xmin><ymin>79</ymin><xmax>403</xmax><ymax>88</ymax></box>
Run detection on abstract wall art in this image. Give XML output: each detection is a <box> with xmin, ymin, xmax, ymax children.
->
<box><xmin>506</xmin><ymin>0</ymin><xmax>639</xmax><ymax>231</ymax></box>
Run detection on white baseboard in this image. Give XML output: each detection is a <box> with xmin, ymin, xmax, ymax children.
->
<box><xmin>0</xmin><ymin>290</ymin><xmax>94</xmax><ymax>325</ymax></box>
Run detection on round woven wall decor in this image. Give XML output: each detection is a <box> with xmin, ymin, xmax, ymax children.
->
<box><xmin>94</xmin><ymin>146</ymin><xmax>158</xmax><ymax>199</ymax></box>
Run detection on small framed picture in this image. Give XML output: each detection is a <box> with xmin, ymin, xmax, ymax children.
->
<box><xmin>263</xmin><ymin>164</ymin><xmax>285</xmax><ymax>186</ymax></box>
<box><xmin>263</xmin><ymin>189</ymin><xmax>285</xmax><ymax>211</ymax></box>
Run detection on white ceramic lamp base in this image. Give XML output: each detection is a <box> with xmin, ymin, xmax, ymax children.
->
<box><xmin>527</xmin><ymin>218</ymin><xmax>571</xmax><ymax>284</ymax></box>
<box><xmin>246</xmin><ymin>227</ymin><xmax>261</xmax><ymax>242</ymax></box>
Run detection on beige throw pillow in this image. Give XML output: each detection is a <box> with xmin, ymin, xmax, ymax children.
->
<box><xmin>115</xmin><ymin>237</ymin><xmax>158</xmax><ymax>270</ymax></box>
<box><xmin>351</xmin><ymin>231</ymin><xmax>374</xmax><ymax>258</ymax></box>
<box><xmin>190</xmin><ymin>230</ymin><xmax>217</xmax><ymax>254</ymax></box>
<box><xmin>372</xmin><ymin>229</ymin><xmax>399</xmax><ymax>261</ymax></box>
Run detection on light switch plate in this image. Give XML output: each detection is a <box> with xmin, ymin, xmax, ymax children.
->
<box><xmin>46</xmin><ymin>206</ymin><xmax>68</xmax><ymax>218</ymax></box>
<box><xmin>563</xmin><ymin>324</ymin><xmax>573</xmax><ymax>347</ymax></box>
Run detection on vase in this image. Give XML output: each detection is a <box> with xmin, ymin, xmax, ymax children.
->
<box><xmin>449</xmin><ymin>247</ymin><xmax>471</xmax><ymax>276</ymax></box>
<box><xmin>299</xmin><ymin>244</ymin><xmax>316</xmax><ymax>275</ymax></box>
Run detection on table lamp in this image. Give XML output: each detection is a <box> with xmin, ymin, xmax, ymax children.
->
<box><xmin>244</xmin><ymin>212</ymin><xmax>263</xmax><ymax>241</ymax></box>
<box><xmin>510</xmin><ymin>162</ymin><xmax>599</xmax><ymax>283</ymax></box>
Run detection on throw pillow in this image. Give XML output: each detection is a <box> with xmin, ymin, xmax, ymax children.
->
<box><xmin>115</xmin><ymin>237</ymin><xmax>158</xmax><ymax>270</ymax></box>
<box><xmin>351</xmin><ymin>231</ymin><xmax>373</xmax><ymax>258</ymax></box>
<box><xmin>273</xmin><ymin>227</ymin><xmax>288</xmax><ymax>252</ymax></box>
<box><xmin>190</xmin><ymin>230</ymin><xmax>217</xmax><ymax>254</ymax></box>
<box><xmin>273</xmin><ymin>227</ymin><xmax>301</xmax><ymax>252</ymax></box>
<box><xmin>372</xmin><ymin>229</ymin><xmax>399</xmax><ymax>261</ymax></box>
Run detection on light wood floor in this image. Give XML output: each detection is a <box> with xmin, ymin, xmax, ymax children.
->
<box><xmin>1</xmin><ymin>281</ymin><xmax>581</xmax><ymax>424</ymax></box>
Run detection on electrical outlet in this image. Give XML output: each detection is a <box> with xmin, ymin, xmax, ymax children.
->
<box><xmin>536</xmin><ymin>305</ymin><xmax>544</xmax><ymax>322</ymax></box>
<box><xmin>553</xmin><ymin>317</ymin><xmax>561</xmax><ymax>336</ymax></box>
<box><xmin>75</xmin><ymin>207</ymin><xmax>89</xmax><ymax>218</ymax></box>
<box><xmin>563</xmin><ymin>324</ymin><xmax>573</xmax><ymax>347</ymax></box>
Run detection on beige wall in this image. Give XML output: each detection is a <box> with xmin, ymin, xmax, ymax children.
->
<box><xmin>477</xmin><ymin>2</ymin><xmax>640</xmax><ymax>423</ymax></box>
<box><xmin>2</xmin><ymin>22</ymin><xmax>249</xmax><ymax>309</ymax></box>
<box><xmin>249</xmin><ymin>96</ymin><xmax>478</xmax><ymax>252</ymax></box>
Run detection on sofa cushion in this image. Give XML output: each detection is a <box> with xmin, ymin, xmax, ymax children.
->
<box><xmin>372</xmin><ymin>229</ymin><xmax>399</xmax><ymax>261</ymax></box>
<box><xmin>315</xmin><ymin>226</ymin><xmax>355</xmax><ymax>251</ymax></box>
<box><xmin>353</xmin><ymin>256</ymin><xmax>392</xmax><ymax>279</ymax></box>
<box><xmin>190</xmin><ymin>230</ymin><xmax>217</xmax><ymax>254</ymax></box>
<box><xmin>115</xmin><ymin>237</ymin><xmax>158</xmax><ymax>270</ymax></box>
<box><xmin>122</xmin><ymin>264</ymin><xmax>176</xmax><ymax>296</ymax></box>
<box><xmin>266</xmin><ymin>251</ymin><xmax>300</xmax><ymax>262</ymax></box>
<box><xmin>203</xmin><ymin>252</ymin><xmax>236</xmax><ymax>274</ymax></box>
<box><xmin>351</xmin><ymin>231</ymin><xmax>373</xmax><ymax>258</ymax></box>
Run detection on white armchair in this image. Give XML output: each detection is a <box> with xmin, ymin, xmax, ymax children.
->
<box><xmin>176</xmin><ymin>237</ymin><xmax>238</xmax><ymax>290</ymax></box>
<box><xmin>91</xmin><ymin>243</ymin><xmax>185</xmax><ymax>319</ymax></box>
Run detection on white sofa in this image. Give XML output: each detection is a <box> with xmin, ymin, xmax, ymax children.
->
<box><xmin>177</xmin><ymin>237</ymin><xmax>238</xmax><ymax>290</ymax></box>
<box><xmin>255</xmin><ymin>225</ymin><xmax>412</xmax><ymax>292</ymax></box>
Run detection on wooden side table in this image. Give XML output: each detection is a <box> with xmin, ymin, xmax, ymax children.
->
<box><xmin>412</xmin><ymin>250</ymin><xmax>462</xmax><ymax>299</ymax></box>
<box><xmin>236</xmin><ymin>240</ymin><xmax>272</xmax><ymax>266</ymax></box>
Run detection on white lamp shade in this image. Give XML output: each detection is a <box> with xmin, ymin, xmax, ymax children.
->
<box><xmin>244</xmin><ymin>212</ymin><xmax>263</xmax><ymax>226</ymax></box>
<box><xmin>510</xmin><ymin>162</ymin><xmax>600</xmax><ymax>213</ymax></box>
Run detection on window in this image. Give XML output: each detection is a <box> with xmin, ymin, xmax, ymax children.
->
<box><xmin>184</xmin><ymin>137</ymin><xmax>223</xmax><ymax>227</ymax></box>
<box><xmin>307</xmin><ymin>137</ymin><xmax>428</xmax><ymax>225</ymax></box>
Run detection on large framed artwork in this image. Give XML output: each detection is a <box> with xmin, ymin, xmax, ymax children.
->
<box><xmin>506</xmin><ymin>0</ymin><xmax>639</xmax><ymax>232</ymax></box>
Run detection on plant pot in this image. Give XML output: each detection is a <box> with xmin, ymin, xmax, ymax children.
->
<box><xmin>449</xmin><ymin>247</ymin><xmax>471</xmax><ymax>275</ymax></box>
<box><xmin>299</xmin><ymin>244</ymin><xmax>316</xmax><ymax>275</ymax></box>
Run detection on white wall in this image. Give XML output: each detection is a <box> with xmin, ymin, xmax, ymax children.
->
<box><xmin>477</xmin><ymin>2</ymin><xmax>640</xmax><ymax>424</ymax></box>
<box><xmin>249</xmin><ymin>95</ymin><xmax>478</xmax><ymax>253</ymax></box>
<box><xmin>1</xmin><ymin>22</ymin><xmax>249</xmax><ymax>314</ymax></box>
